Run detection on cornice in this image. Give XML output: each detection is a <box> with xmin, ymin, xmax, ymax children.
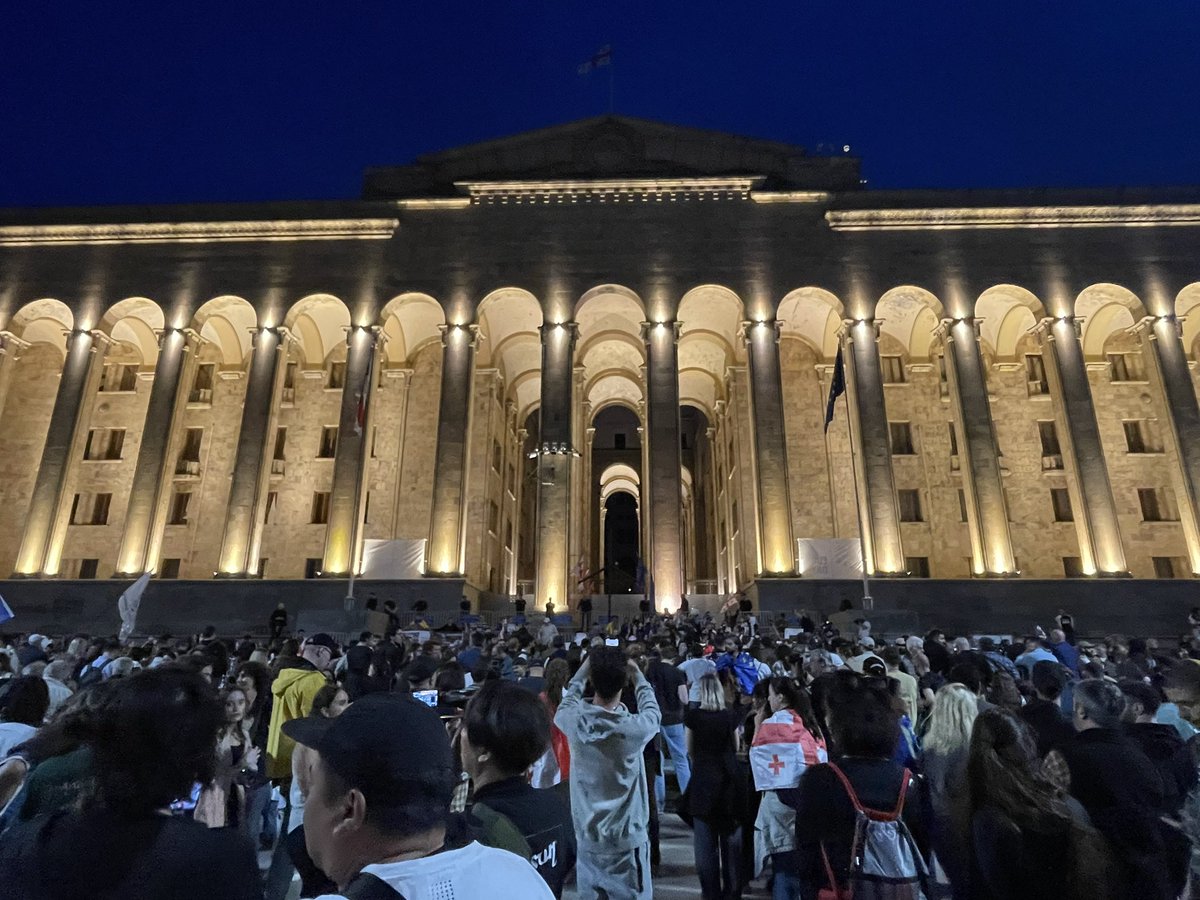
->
<box><xmin>826</xmin><ymin>204</ymin><xmax>1200</xmax><ymax>231</ymax></box>
<box><xmin>456</xmin><ymin>176</ymin><xmax>763</xmax><ymax>204</ymax></box>
<box><xmin>0</xmin><ymin>218</ymin><xmax>399</xmax><ymax>246</ymax></box>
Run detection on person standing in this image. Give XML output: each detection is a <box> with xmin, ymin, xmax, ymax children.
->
<box><xmin>555</xmin><ymin>646</ymin><xmax>661</xmax><ymax>900</ymax></box>
<box><xmin>683</xmin><ymin>673</ymin><xmax>748</xmax><ymax>900</ymax></box>
<box><xmin>266</xmin><ymin>633</ymin><xmax>335</xmax><ymax>780</ymax></box>
<box><xmin>646</xmin><ymin>644</ymin><xmax>691</xmax><ymax>811</ymax></box>
<box><xmin>921</xmin><ymin>683</ymin><xmax>978</xmax><ymax>899</ymax></box>
<box><xmin>268</xmin><ymin>603</ymin><xmax>289</xmax><ymax>644</ymax></box>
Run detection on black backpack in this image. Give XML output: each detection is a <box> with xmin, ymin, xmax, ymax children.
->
<box><xmin>342</xmin><ymin>872</ymin><xmax>407</xmax><ymax>900</ymax></box>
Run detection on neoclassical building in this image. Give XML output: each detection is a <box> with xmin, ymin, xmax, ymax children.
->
<box><xmin>2</xmin><ymin>116</ymin><xmax>1199</xmax><ymax>615</ymax></box>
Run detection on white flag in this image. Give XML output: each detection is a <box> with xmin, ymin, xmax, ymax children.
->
<box><xmin>117</xmin><ymin>572</ymin><xmax>151</xmax><ymax>641</ymax></box>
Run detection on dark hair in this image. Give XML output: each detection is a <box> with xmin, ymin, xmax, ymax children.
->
<box><xmin>544</xmin><ymin>658</ymin><xmax>570</xmax><ymax>707</ymax></box>
<box><xmin>0</xmin><ymin>676</ymin><xmax>50</xmax><ymax>726</ymax></box>
<box><xmin>1031</xmin><ymin>661</ymin><xmax>1067</xmax><ymax>699</ymax></box>
<box><xmin>767</xmin><ymin>676</ymin><xmax>821</xmax><ymax>735</ymax></box>
<box><xmin>824</xmin><ymin>675</ymin><xmax>899</xmax><ymax>758</ymax></box>
<box><xmin>311</xmin><ymin>684</ymin><xmax>345</xmax><ymax>717</ymax></box>
<box><xmin>1118</xmin><ymin>680</ymin><xmax>1163</xmax><ymax>717</ymax></box>
<box><xmin>235</xmin><ymin>661</ymin><xmax>272</xmax><ymax>718</ymax></box>
<box><xmin>320</xmin><ymin>757</ymin><xmax>455</xmax><ymax>839</ymax></box>
<box><xmin>879</xmin><ymin>646</ymin><xmax>902</xmax><ymax>667</ymax></box>
<box><xmin>588</xmin><ymin>646</ymin><xmax>628</xmax><ymax>699</ymax></box>
<box><xmin>92</xmin><ymin>668</ymin><xmax>224</xmax><ymax>815</ymax></box>
<box><xmin>948</xmin><ymin>662</ymin><xmax>984</xmax><ymax>695</ymax></box>
<box><xmin>1074</xmin><ymin>679</ymin><xmax>1125</xmax><ymax>729</ymax></box>
<box><xmin>465</xmin><ymin>681</ymin><xmax>550</xmax><ymax>775</ymax></box>
<box><xmin>434</xmin><ymin>661</ymin><xmax>466</xmax><ymax>693</ymax></box>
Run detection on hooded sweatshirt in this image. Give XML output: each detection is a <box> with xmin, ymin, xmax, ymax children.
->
<box><xmin>266</xmin><ymin>662</ymin><xmax>327</xmax><ymax>779</ymax></box>
<box><xmin>554</xmin><ymin>665</ymin><xmax>660</xmax><ymax>851</ymax></box>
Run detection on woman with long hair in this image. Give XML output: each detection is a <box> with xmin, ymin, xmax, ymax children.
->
<box><xmin>195</xmin><ymin>686</ymin><xmax>259</xmax><ymax>829</ymax></box>
<box><xmin>232</xmin><ymin>660</ymin><xmax>273</xmax><ymax>847</ymax></box>
<box><xmin>751</xmin><ymin>677</ymin><xmax>827</xmax><ymax>900</ymax></box>
<box><xmin>922</xmin><ymin>683</ymin><xmax>979</xmax><ymax>899</ymax></box>
<box><xmin>684</xmin><ymin>673</ymin><xmax>748</xmax><ymax>900</ymax></box>
<box><xmin>968</xmin><ymin>707</ymin><xmax>1111</xmax><ymax>900</ymax></box>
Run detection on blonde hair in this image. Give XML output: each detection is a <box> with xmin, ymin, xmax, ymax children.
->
<box><xmin>696</xmin><ymin>673</ymin><xmax>725</xmax><ymax>712</ymax></box>
<box><xmin>923</xmin><ymin>682</ymin><xmax>978</xmax><ymax>755</ymax></box>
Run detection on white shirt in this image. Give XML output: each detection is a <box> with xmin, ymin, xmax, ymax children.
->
<box><xmin>315</xmin><ymin>841</ymin><xmax>554</xmax><ymax>900</ymax></box>
<box><xmin>0</xmin><ymin>722</ymin><xmax>37</xmax><ymax>758</ymax></box>
<box><xmin>678</xmin><ymin>657</ymin><xmax>717</xmax><ymax>702</ymax></box>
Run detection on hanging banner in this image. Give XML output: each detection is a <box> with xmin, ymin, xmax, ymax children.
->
<box><xmin>797</xmin><ymin>538</ymin><xmax>864</xmax><ymax>579</ymax></box>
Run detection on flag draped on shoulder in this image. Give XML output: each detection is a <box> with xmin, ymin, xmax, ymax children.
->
<box><xmin>824</xmin><ymin>346</ymin><xmax>846</xmax><ymax>432</ymax></box>
<box><xmin>750</xmin><ymin>708</ymin><xmax>828</xmax><ymax>790</ymax></box>
<box><xmin>577</xmin><ymin>45</ymin><xmax>612</xmax><ymax>75</ymax></box>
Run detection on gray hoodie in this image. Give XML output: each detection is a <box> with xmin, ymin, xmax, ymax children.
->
<box><xmin>554</xmin><ymin>666</ymin><xmax>661</xmax><ymax>851</ymax></box>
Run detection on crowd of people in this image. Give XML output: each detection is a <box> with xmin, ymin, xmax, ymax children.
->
<box><xmin>1</xmin><ymin>600</ymin><xmax>1200</xmax><ymax>899</ymax></box>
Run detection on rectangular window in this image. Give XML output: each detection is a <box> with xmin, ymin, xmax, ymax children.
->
<box><xmin>1153</xmin><ymin>556</ymin><xmax>1179</xmax><ymax>579</ymax></box>
<box><xmin>881</xmin><ymin>355</ymin><xmax>906</xmax><ymax>384</ymax></box>
<box><xmin>504</xmin><ymin>520</ymin><xmax>513</xmax><ymax>550</ymax></box>
<box><xmin>189</xmin><ymin>363</ymin><xmax>215</xmax><ymax>404</ymax></box>
<box><xmin>937</xmin><ymin>355</ymin><xmax>949</xmax><ymax>397</ymax></box>
<box><xmin>488</xmin><ymin>500</ymin><xmax>500</xmax><ymax>534</ymax></box>
<box><xmin>99</xmin><ymin>363</ymin><xmax>138</xmax><ymax>392</ymax></box>
<box><xmin>958</xmin><ymin>489</ymin><xmax>969</xmax><ymax>523</ymax></box>
<box><xmin>905</xmin><ymin>556</ymin><xmax>931</xmax><ymax>578</ymax></box>
<box><xmin>731</xmin><ymin>500</ymin><xmax>739</xmax><ymax>535</ymax></box>
<box><xmin>898</xmin><ymin>489</ymin><xmax>923</xmax><ymax>522</ymax></box>
<box><xmin>257</xmin><ymin>557</ymin><xmax>269</xmax><ymax>578</ymax></box>
<box><xmin>1039</xmin><ymin>421</ymin><xmax>1063</xmax><ymax>470</ymax></box>
<box><xmin>947</xmin><ymin>422</ymin><xmax>959</xmax><ymax>456</ymax></box>
<box><xmin>282</xmin><ymin>362</ymin><xmax>297</xmax><ymax>404</ymax></box>
<box><xmin>1139</xmin><ymin>487</ymin><xmax>1179</xmax><ymax>522</ymax></box>
<box><xmin>71</xmin><ymin>492</ymin><xmax>112</xmax><ymax>526</ymax></box>
<box><xmin>370</xmin><ymin>426</ymin><xmax>378</xmax><ymax>459</ymax></box>
<box><xmin>167</xmin><ymin>491</ymin><xmax>191</xmax><ymax>526</ymax></box>
<box><xmin>84</xmin><ymin>428</ymin><xmax>125</xmax><ymax>461</ymax></box>
<box><xmin>1124</xmin><ymin>419</ymin><xmax>1164</xmax><ymax>454</ymax></box>
<box><xmin>1051</xmin><ymin>488</ymin><xmax>1073</xmax><ymax>522</ymax></box>
<box><xmin>176</xmin><ymin>427</ymin><xmax>203</xmax><ymax>476</ymax></box>
<box><xmin>311</xmin><ymin>492</ymin><xmax>331</xmax><ymax>525</ymax></box>
<box><xmin>1109</xmin><ymin>352</ymin><xmax>1146</xmax><ymax>382</ymax></box>
<box><xmin>318</xmin><ymin>426</ymin><xmax>338</xmax><ymax>459</ymax></box>
<box><xmin>273</xmin><ymin>427</ymin><xmax>287</xmax><ymax>460</ymax></box>
<box><xmin>363</xmin><ymin>492</ymin><xmax>371</xmax><ymax>525</ymax></box>
<box><xmin>506</xmin><ymin>464</ymin><xmax>516</xmax><ymax>495</ymax></box>
<box><xmin>78</xmin><ymin>558</ymin><xmax>99</xmax><ymax>579</ymax></box>
<box><xmin>304</xmin><ymin>558</ymin><xmax>322</xmax><ymax>579</ymax></box>
<box><xmin>614</xmin><ymin>433</ymin><xmax>627</xmax><ymax>450</ymax></box>
<box><xmin>159</xmin><ymin>558</ymin><xmax>181</xmax><ymax>579</ymax></box>
<box><xmin>265</xmin><ymin>491</ymin><xmax>279</xmax><ymax>525</ymax></box>
<box><xmin>1063</xmin><ymin>557</ymin><xmax>1085</xmax><ymax>577</ymax></box>
<box><xmin>889</xmin><ymin>422</ymin><xmax>915</xmax><ymax>455</ymax></box>
<box><xmin>492</xmin><ymin>440</ymin><xmax>502</xmax><ymax>473</ymax></box>
<box><xmin>327</xmin><ymin>362</ymin><xmax>346</xmax><ymax>389</ymax></box>
<box><xmin>1025</xmin><ymin>354</ymin><xmax>1050</xmax><ymax>396</ymax></box>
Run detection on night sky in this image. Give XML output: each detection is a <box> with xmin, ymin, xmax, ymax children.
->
<box><xmin>4</xmin><ymin>2</ymin><xmax>1198</xmax><ymax>207</ymax></box>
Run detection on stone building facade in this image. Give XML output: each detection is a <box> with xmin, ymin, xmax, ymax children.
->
<box><xmin>1</xmin><ymin>116</ymin><xmax>1198</xmax><ymax>612</ymax></box>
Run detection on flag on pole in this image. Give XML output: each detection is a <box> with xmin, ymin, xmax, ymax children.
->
<box><xmin>577</xmin><ymin>45</ymin><xmax>612</xmax><ymax>75</ymax></box>
<box><xmin>0</xmin><ymin>594</ymin><xmax>13</xmax><ymax>626</ymax></box>
<box><xmin>117</xmin><ymin>572</ymin><xmax>151</xmax><ymax>642</ymax></box>
<box><xmin>354</xmin><ymin>345</ymin><xmax>373</xmax><ymax>436</ymax></box>
<box><xmin>824</xmin><ymin>347</ymin><xmax>846</xmax><ymax>433</ymax></box>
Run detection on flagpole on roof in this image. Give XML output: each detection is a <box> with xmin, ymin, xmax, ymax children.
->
<box><xmin>827</xmin><ymin>338</ymin><xmax>873</xmax><ymax>610</ymax></box>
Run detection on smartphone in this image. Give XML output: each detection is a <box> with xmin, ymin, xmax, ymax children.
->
<box><xmin>412</xmin><ymin>689</ymin><xmax>438</xmax><ymax>708</ymax></box>
<box><xmin>605</xmin><ymin>638</ymin><xmax>619</xmax><ymax>647</ymax></box>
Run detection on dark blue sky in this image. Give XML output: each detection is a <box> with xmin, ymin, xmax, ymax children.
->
<box><xmin>3</xmin><ymin>1</ymin><xmax>1197</xmax><ymax>207</ymax></box>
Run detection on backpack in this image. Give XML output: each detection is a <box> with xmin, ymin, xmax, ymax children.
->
<box><xmin>342</xmin><ymin>872</ymin><xmax>407</xmax><ymax>899</ymax></box>
<box><xmin>818</xmin><ymin>763</ymin><xmax>930</xmax><ymax>900</ymax></box>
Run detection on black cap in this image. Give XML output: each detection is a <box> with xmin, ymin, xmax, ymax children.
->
<box><xmin>306</xmin><ymin>633</ymin><xmax>340</xmax><ymax>655</ymax></box>
<box><xmin>282</xmin><ymin>694</ymin><xmax>454</xmax><ymax>801</ymax></box>
<box><xmin>862</xmin><ymin>655</ymin><xmax>887</xmax><ymax>677</ymax></box>
<box><xmin>404</xmin><ymin>654</ymin><xmax>439</xmax><ymax>685</ymax></box>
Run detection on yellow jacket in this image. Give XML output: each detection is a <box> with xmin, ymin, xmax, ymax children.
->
<box><xmin>266</xmin><ymin>665</ymin><xmax>328</xmax><ymax>780</ymax></box>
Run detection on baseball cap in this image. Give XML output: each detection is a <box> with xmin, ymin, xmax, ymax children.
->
<box><xmin>862</xmin><ymin>655</ymin><xmax>887</xmax><ymax>677</ymax></box>
<box><xmin>305</xmin><ymin>633</ymin><xmax>340</xmax><ymax>655</ymax></box>
<box><xmin>283</xmin><ymin>694</ymin><xmax>454</xmax><ymax>804</ymax></box>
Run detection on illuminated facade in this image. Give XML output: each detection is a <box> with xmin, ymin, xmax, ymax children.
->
<box><xmin>2</xmin><ymin>116</ymin><xmax>1199</xmax><ymax>613</ymax></box>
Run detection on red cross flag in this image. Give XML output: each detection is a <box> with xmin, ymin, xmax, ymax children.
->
<box><xmin>750</xmin><ymin>709</ymin><xmax>828</xmax><ymax>790</ymax></box>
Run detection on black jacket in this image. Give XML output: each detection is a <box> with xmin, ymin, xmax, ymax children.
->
<box><xmin>468</xmin><ymin>777</ymin><xmax>576</xmax><ymax>898</ymax></box>
<box><xmin>1124</xmin><ymin>721</ymin><xmax>1197</xmax><ymax>813</ymax></box>
<box><xmin>1019</xmin><ymin>697</ymin><xmax>1075</xmax><ymax>757</ymax></box>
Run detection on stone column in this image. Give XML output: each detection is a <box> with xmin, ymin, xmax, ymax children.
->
<box><xmin>642</xmin><ymin>321</ymin><xmax>684</xmax><ymax>606</ymax></box>
<box><xmin>116</xmin><ymin>328</ymin><xmax>201</xmax><ymax>576</ymax></box>
<box><xmin>217</xmin><ymin>326</ymin><xmax>290</xmax><ymax>576</ymax></box>
<box><xmin>742</xmin><ymin>319</ymin><xmax>797</xmax><ymax>575</ymax></box>
<box><xmin>15</xmin><ymin>329</ymin><xmax>111</xmax><ymax>576</ymax></box>
<box><xmin>509</xmin><ymin>425</ymin><xmax>527</xmax><ymax>595</ymax></box>
<box><xmin>1136</xmin><ymin>315</ymin><xmax>1200</xmax><ymax>573</ymax></box>
<box><xmin>535</xmin><ymin>323</ymin><xmax>577</xmax><ymax>609</ymax></box>
<box><xmin>1034</xmin><ymin>317</ymin><xmax>1127</xmax><ymax>575</ymax></box>
<box><xmin>936</xmin><ymin>317</ymin><xmax>1017</xmax><ymax>576</ymax></box>
<box><xmin>0</xmin><ymin>331</ymin><xmax>30</xmax><ymax>420</ymax></box>
<box><xmin>386</xmin><ymin>368</ymin><xmax>414</xmax><ymax>538</ymax></box>
<box><xmin>841</xmin><ymin>319</ymin><xmax>906</xmax><ymax>575</ymax></box>
<box><xmin>322</xmin><ymin>326</ymin><xmax>383</xmax><ymax>576</ymax></box>
<box><xmin>426</xmin><ymin>324</ymin><xmax>479</xmax><ymax>576</ymax></box>
<box><xmin>598</xmin><ymin>505</ymin><xmax>608</xmax><ymax>591</ymax></box>
<box><xmin>583</xmin><ymin>424</ymin><xmax>596</xmax><ymax>576</ymax></box>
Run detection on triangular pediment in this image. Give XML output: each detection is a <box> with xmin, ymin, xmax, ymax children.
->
<box><xmin>363</xmin><ymin>116</ymin><xmax>860</xmax><ymax>198</ymax></box>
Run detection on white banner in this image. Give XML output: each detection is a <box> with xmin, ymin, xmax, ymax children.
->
<box><xmin>797</xmin><ymin>538</ymin><xmax>864</xmax><ymax>579</ymax></box>
<box><xmin>361</xmin><ymin>539</ymin><xmax>426</xmax><ymax>580</ymax></box>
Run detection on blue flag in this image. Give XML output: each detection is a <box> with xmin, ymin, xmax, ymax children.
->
<box><xmin>824</xmin><ymin>347</ymin><xmax>846</xmax><ymax>432</ymax></box>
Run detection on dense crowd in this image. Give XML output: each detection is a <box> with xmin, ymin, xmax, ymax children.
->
<box><xmin>2</xmin><ymin>601</ymin><xmax>1200</xmax><ymax>899</ymax></box>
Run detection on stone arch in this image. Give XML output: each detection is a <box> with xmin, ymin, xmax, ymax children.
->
<box><xmin>379</xmin><ymin>293</ymin><xmax>446</xmax><ymax>365</ymax></box>
<box><xmin>1075</xmin><ymin>283</ymin><xmax>1148</xmax><ymax>360</ymax></box>
<box><xmin>1175</xmin><ymin>284</ymin><xmax>1200</xmax><ymax>358</ymax></box>
<box><xmin>7</xmin><ymin>299</ymin><xmax>74</xmax><ymax>351</ymax></box>
<box><xmin>191</xmin><ymin>295</ymin><xmax>257</xmax><ymax>367</ymax></box>
<box><xmin>876</xmin><ymin>286</ymin><xmax>945</xmax><ymax>361</ymax></box>
<box><xmin>600</xmin><ymin>462</ymin><xmax>641</xmax><ymax>507</ymax></box>
<box><xmin>99</xmin><ymin>296</ymin><xmax>165</xmax><ymax>367</ymax></box>
<box><xmin>587</xmin><ymin>372</ymin><xmax>644</xmax><ymax>417</ymax></box>
<box><xmin>475</xmin><ymin>287</ymin><xmax>543</xmax><ymax>418</ymax></box>
<box><xmin>777</xmin><ymin>287</ymin><xmax>845</xmax><ymax>359</ymax></box>
<box><xmin>976</xmin><ymin>285</ymin><xmax>1047</xmax><ymax>360</ymax></box>
<box><xmin>284</xmin><ymin>294</ymin><xmax>352</xmax><ymax>366</ymax></box>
